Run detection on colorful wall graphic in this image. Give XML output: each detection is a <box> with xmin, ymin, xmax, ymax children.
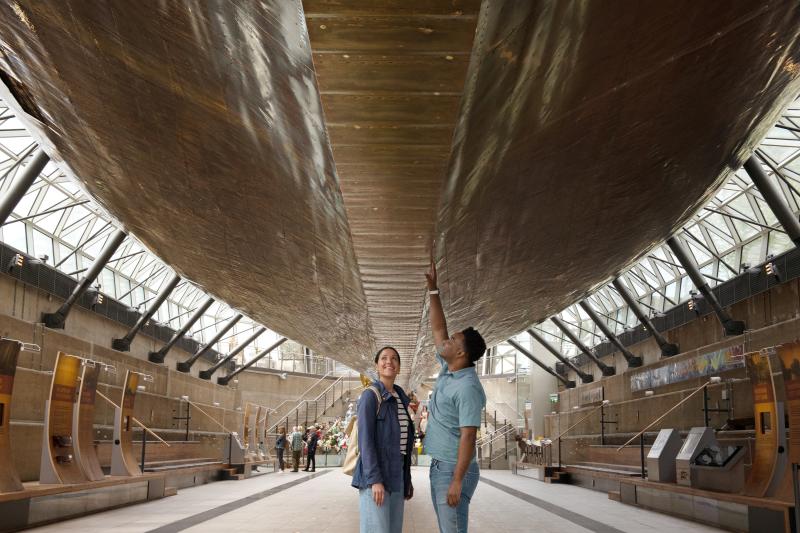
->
<box><xmin>630</xmin><ymin>344</ymin><xmax>745</xmax><ymax>392</ymax></box>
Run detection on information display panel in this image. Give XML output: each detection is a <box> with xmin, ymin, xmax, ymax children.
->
<box><xmin>74</xmin><ymin>363</ymin><xmax>104</xmax><ymax>481</ymax></box>
<box><xmin>40</xmin><ymin>352</ymin><xmax>87</xmax><ymax>484</ymax></box>
<box><xmin>111</xmin><ymin>370</ymin><xmax>141</xmax><ymax>476</ymax></box>
<box><xmin>0</xmin><ymin>339</ymin><xmax>23</xmax><ymax>492</ymax></box>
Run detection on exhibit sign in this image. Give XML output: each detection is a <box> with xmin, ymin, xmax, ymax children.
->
<box><xmin>0</xmin><ymin>339</ymin><xmax>23</xmax><ymax>492</ymax></box>
<box><xmin>40</xmin><ymin>352</ymin><xmax>88</xmax><ymax>484</ymax></box>
<box><xmin>630</xmin><ymin>343</ymin><xmax>744</xmax><ymax>392</ymax></box>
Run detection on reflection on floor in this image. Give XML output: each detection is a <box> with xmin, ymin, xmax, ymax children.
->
<box><xmin>26</xmin><ymin>467</ymin><xmax>724</xmax><ymax>532</ymax></box>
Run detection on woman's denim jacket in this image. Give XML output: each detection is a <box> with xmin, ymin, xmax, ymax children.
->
<box><xmin>351</xmin><ymin>380</ymin><xmax>414</xmax><ymax>496</ymax></box>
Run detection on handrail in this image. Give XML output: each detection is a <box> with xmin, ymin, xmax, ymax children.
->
<box><xmin>488</xmin><ymin>400</ymin><xmax>522</xmax><ymax>420</ymax></box>
<box><xmin>552</xmin><ymin>400</ymin><xmax>610</xmax><ymax>441</ymax></box>
<box><xmin>186</xmin><ymin>399</ymin><xmax>232</xmax><ymax>433</ymax></box>
<box><xmin>96</xmin><ymin>390</ymin><xmax>170</xmax><ymax>447</ymax></box>
<box><xmin>478</xmin><ymin>423</ymin><xmax>515</xmax><ymax>447</ymax></box>
<box><xmin>270</xmin><ymin>371</ymin><xmax>334</xmax><ymax>413</ymax></box>
<box><xmin>617</xmin><ymin>380</ymin><xmax>714</xmax><ymax>451</ymax></box>
<box><xmin>267</xmin><ymin>372</ymin><xmax>356</xmax><ymax>433</ymax></box>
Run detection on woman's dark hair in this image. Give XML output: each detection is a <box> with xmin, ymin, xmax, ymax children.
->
<box><xmin>461</xmin><ymin>327</ymin><xmax>487</xmax><ymax>365</ymax></box>
<box><xmin>374</xmin><ymin>346</ymin><xmax>401</xmax><ymax>364</ymax></box>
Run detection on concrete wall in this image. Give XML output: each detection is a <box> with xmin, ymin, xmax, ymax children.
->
<box><xmin>0</xmin><ymin>273</ymin><xmax>340</xmax><ymax>481</ymax></box>
<box><xmin>543</xmin><ymin>278</ymin><xmax>800</xmax><ymax>443</ymax></box>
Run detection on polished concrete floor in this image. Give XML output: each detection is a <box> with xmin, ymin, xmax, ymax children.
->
<box><xmin>27</xmin><ymin>467</ymin><xmax>724</xmax><ymax>532</ymax></box>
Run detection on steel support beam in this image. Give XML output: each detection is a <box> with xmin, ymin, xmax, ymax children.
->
<box><xmin>218</xmin><ymin>337</ymin><xmax>288</xmax><ymax>386</ymax></box>
<box><xmin>112</xmin><ymin>274</ymin><xmax>180</xmax><ymax>352</ymax></box>
<box><xmin>666</xmin><ymin>236</ymin><xmax>745</xmax><ymax>336</ymax></box>
<box><xmin>526</xmin><ymin>329</ymin><xmax>594</xmax><ymax>383</ymax></box>
<box><xmin>41</xmin><ymin>229</ymin><xmax>127</xmax><ymax>329</ymax></box>
<box><xmin>148</xmin><ymin>297</ymin><xmax>215</xmax><ymax>363</ymax></box>
<box><xmin>506</xmin><ymin>338</ymin><xmax>575</xmax><ymax>389</ymax></box>
<box><xmin>578</xmin><ymin>301</ymin><xmax>643</xmax><ymax>368</ymax></box>
<box><xmin>199</xmin><ymin>326</ymin><xmax>266</xmax><ymax>380</ymax></box>
<box><xmin>177</xmin><ymin>314</ymin><xmax>243</xmax><ymax>372</ymax></box>
<box><xmin>551</xmin><ymin>317</ymin><xmax>615</xmax><ymax>376</ymax></box>
<box><xmin>0</xmin><ymin>149</ymin><xmax>49</xmax><ymax>226</ymax></box>
<box><xmin>611</xmin><ymin>277</ymin><xmax>679</xmax><ymax>357</ymax></box>
<box><xmin>744</xmin><ymin>155</ymin><xmax>800</xmax><ymax>246</ymax></box>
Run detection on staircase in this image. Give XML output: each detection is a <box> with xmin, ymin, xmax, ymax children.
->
<box><xmin>477</xmin><ymin>423</ymin><xmax>516</xmax><ymax>469</ymax></box>
<box><xmin>267</xmin><ymin>374</ymin><xmax>361</xmax><ymax>437</ymax></box>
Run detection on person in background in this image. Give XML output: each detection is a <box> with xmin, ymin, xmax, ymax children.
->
<box><xmin>305</xmin><ymin>424</ymin><xmax>319</xmax><ymax>472</ymax></box>
<box><xmin>275</xmin><ymin>427</ymin><xmax>287</xmax><ymax>472</ymax></box>
<box><xmin>290</xmin><ymin>426</ymin><xmax>304</xmax><ymax>472</ymax></box>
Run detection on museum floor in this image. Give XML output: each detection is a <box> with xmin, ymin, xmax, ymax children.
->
<box><xmin>25</xmin><ymin>468</ymin><xmax>724</xmax><ymax>533</ymax></box>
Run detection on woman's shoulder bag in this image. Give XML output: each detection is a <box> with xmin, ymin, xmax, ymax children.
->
<box><xmin>342</xmin><ymin>385</ymin><xmax>382</xmax><ymax>476</ymax></box>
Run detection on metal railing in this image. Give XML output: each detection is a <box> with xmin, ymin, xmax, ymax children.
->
<box><xmin>617</xmin><ymin>379</ymin><xmax>716</xmax><ymax>478</ymax></box>
<box><xmin>269</xmin><ymin>371</ymin><xmax>334</xmax><ymax>420</ymax></box>
<box><xmin>551</xmin><ymin>400</ymin><xmax>610</xmax><ymax>468</ymax></box>
<box><xmin>267</xmin><ymin>373</ymin><xmax>359</xmax><ymax>434</ymax></box>
<box><xmin>478</xmin><ymin>424</ymin><xmax>516</xmax><ymax>469</ymax></box>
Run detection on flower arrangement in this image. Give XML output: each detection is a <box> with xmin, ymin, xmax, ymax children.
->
<box><xmin>321</xmin><ymin>418</ymin><xmax>347</xmax><ymax>453</ymax></box>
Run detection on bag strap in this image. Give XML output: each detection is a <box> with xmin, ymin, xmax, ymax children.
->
<box><xmin>367</xmin><ymin>385</ymin><xmax>382</xmax><ymax>415</ymax></box>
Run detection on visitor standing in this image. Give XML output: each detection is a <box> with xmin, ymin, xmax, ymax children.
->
<box><xmin>290</xmin><ymin>426</ymin><xmax>304</xmax><ymax>472</ymax></box>
<box><xmin>351</xmin><ymin>346</ymin><xmax>414</xmax><ymax>533</ymax></box>
<box><xmin>305</xmin><ymin>425</ymin><xmax>319</xmax><ymax>472</ymax></box>
<box><xmin>275</xmin><ymin>427</ymin><xmax>287</xmax><ymax>472</ymax></box>
<box><xmin>424</xmin><ymin>255</ymin><xmax>487</xmax><ymax>533</ymax></box>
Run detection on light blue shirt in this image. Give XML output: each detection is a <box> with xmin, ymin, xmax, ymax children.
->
<box><xmin>424</xmin><ymin>350</ymin><xmax>486</xmax><ymax>463</ymax></box>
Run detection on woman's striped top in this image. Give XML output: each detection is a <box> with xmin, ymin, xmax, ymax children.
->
<box><xmin>392</xmin><ymin>390</ymin><xmax>410</xmax><ymax>455</ymax></box>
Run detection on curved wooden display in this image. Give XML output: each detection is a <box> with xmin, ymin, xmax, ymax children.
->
<box><xmin>111</xmin><ymin>371</ymin><xmax>141</xmax><ymax>477</ymax></box>
<box><xmin>243</xmin><ymin>403</ymin><xmax>256</xmax><ymax>461</ymax></box>
<box><xmin>744</xmin><ymin>349</ymin><xmax>788</xmax><ymax>497</ymax></box>
<box><xmin>73</xmin><ymin>363</ymin><xmax>104</xmax><ymax>481</ymax></box>
<box><xmin>257</xmin><ymin>406</ymin><xmax>269</xmax><ymax>460</ymax></box>
<box><xmin>0</xmin><ymin>339</ymin><xmax>23</xmax><ymax>492</ymax></box>
<box><xmin>39</xmin><ymin>352</ymin><xmax>87</xmax><ymax>485</ymax></box>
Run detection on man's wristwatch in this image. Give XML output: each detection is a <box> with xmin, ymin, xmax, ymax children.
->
<box><xmin>428</xmin><ymin>289</ymin><xmax>440</xmax><ymax>295</ymax></box>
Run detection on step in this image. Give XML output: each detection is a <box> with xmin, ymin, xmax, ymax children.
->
<box><xmin>143</xmin><ymin>460</ymin><xmax>223</xmax><ymax>472</ymax></box>
<box><xmin>566</xmin><ymin>463</ymin><xmax>642</xmax><ymax>476</ymax></box>
<box><xmin>145</xmin><ymin>457</ymin><xmax>218</xmax><ymax>467</ymax></box>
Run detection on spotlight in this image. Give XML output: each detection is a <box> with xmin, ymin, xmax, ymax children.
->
<box><xmin>7</xmin><ymin>253</ymin><xmax>24</xmax><ymax>273</ymax></box>
<box><xmin>137</xmin><ymin>385</ymin><xmax>146</xmax><ymax>392</ymax></box>
<box><xmin>688</xmin><ymin>290</ymin><xmax>703</xmax><ymax>315</ymax></box>
<box><xmin>86</xmin><ymin>285</ymin><xmax>104</xmax><ymax>309</ymax></box>
<box><xmin>764</xmin><ymin>257</ymin><xmax>781</xmax><ymax>281</ymax></box>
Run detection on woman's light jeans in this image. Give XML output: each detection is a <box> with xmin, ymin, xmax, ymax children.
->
<box><xmin>359</xmin><ymin>479</ymin><xmax>405</xmax><ymax>533</ymax></box>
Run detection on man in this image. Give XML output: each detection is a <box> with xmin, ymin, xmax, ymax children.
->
<box><xmin>290</xmin><ymin>426</ymin><xmax>304</xmax><ymax>472</ymax></box>
<box><xmin>424</xmin><ymin>256</ymin><xmax>487</xmax><ymax>533</ymax></box>
<box><xmin>304</xmin><ymin>424</ymin><xmax>319</xmax><ymax>472</ymax></box>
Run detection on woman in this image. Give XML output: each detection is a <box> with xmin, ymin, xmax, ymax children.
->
<box><xmin>275</xmin><ymin>427</ymin><xmax>287</xmax><ymax>472</ymax></box>
<box><xmin>352</xmin><ymin>346</ymin><xmax>414</xmax><ymax>533</ymax></box>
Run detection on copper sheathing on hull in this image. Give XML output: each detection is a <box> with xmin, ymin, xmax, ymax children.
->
<box><xmin>0</xmin><ymin>1</ymin><xmax>375</xmax><ymax>372</ymax></box>
<box><xmin>1</xmin><ymin>2</ymin><xmax>800</xmax><ymax>387</ymax></box>
<box><xmin>409</xmin><ymin>1</ymin><xmax>800</xmax><ymax>383</ymax></box>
